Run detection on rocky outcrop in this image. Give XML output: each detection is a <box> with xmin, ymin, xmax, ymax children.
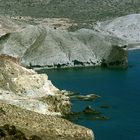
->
<box><xmin>95</xmin><ymin>14</ymin><xmax>140</xmax><ymax>50</ymax></box>
<box><xmin>0</xmin><ymin>58</ymin><xmax>70</xmax><ymax>115</ymax></box>
<box><xmin>0</xmin><ymin>16</ymin><xmax>127</xmax><ymax>69</ymax></box>
<box><xmin>0</xmin><ymin>58</ymin><xmax>94</xmax><ymax>140</ymax></box>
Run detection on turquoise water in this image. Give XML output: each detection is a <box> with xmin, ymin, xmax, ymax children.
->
<box><xmin>38</xmin><ymin>50</ymin><xmax>140</xmax><ymax>140</ymax></box>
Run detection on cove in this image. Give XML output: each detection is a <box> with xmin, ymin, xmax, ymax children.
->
<box><xmin>37</xmin><ymin>50</ymin><xmax>140</xmax><ymax>140</ymax></box>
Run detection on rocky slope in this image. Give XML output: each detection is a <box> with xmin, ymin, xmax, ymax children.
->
<box><xmin>0</xmin><ymin>57</ymin><xmax>70</xmax><ymax>115</ymax></box>
<box><xmin>0</xmin><ymin>16</ymin><xmax>127</xmax><ymax>69</ymax></box>
<box><xmin>95</xmin><ymin>14</ymin><xmax>140</xmax><ymax>49</ymax></box>
<box><xmin>0</xmin><ymin>58</ymin><xmax>94</xmax><ymax>140</ymax></box>
<box><xmin>0</xmin><ymin>103</ymin><xmax>94</xmax><ymax>140</ymax></box>
<box><xmin>0</xmin><ymin>0</ymin><xmax>140</xmax><ymax>22</ymax></box>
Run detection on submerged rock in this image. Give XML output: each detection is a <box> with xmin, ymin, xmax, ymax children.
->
<box><xmin>70</xmin><ymin>94</ymin><xmax>101</xmax><ymax>101</ymax></box>
<box><xmin>0</xmin><ymin>58</ymin><xmax>94</xmax><ymax>140</ymax></box>
<box><xmin>62</xmin><ymin>90</ymin><xmax>101</xmax><ymax>101</ymax></box>
<box><xmin>0</xmin><ymin>16</ymin><xmax>128</xmax><ymax>69</ymax></box>
<box><xmin>100</xmin><ymin>105</ymin><xmax>112</xmax><ymax>109</ymax></box>
<box><xmin>65</xmin><ymin>105</ymin><xmax>110</xmax><ymax>122</ymax></box>
<box><xmin>83</xmin><ymin>106</ymin><xmax>101</xmax><ymax>115</ymax></box>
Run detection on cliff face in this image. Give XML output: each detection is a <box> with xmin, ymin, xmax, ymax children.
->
<box><xmin>0</xmin><ymin>58</ymin><xmax>94</xmax><ymax>140</ymax></box>
<box><xmin>0</xmin><ymin>16</ymin><xmax>127</xmax><ymax>69</ymax></box>
<box><xmin>0</xmin><ymin>58</ymin><xmax>70</xmax><ymax>115</ymax></box>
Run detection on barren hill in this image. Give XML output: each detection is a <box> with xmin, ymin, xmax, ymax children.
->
<box><xmin>0</xmin><ymin>0</ymin><xmax>140</xmax><ymax>22</ymax></box>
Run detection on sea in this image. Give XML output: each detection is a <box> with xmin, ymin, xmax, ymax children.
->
<box><xmin>37</xmin><ymin>49</ymin><xmax>140</xmax><ymax>140</ymax></box>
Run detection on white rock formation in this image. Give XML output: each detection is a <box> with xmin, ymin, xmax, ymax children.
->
<box><xmin>0</xmin><ymin>59</ymin><xmax>70</xmax><ymax>115</ymax></box>
<box><xmin>0</xmin><ymin>58</ymin><xmax>94</xmax><ymax>140</ymax></box>
<box><xmin>96</xmin><ymin>14</ymin><xmax>140</xmax><ymax>49</ymax></box>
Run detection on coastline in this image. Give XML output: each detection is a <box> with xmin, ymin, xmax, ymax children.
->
<box><xmin>0</xmin><ymin>59</ymin><xmax>94</xmax><ymax>140</ymax></box>
<box><xmin>128</xmin><ymin>46</ymin><xmax>140</xmax><ymax>51</ymax></box>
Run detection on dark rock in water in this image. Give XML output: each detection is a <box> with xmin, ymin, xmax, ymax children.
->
<box><xmin>65</xmin><ymin>106</ymin><xmax>110</xmax><ymax>122</ymax></box>
<box><xmin>62</xmin><ymin>90</ymin><xmax>80</xmax><ymax>96</ymax></box>
<box><xmin>92</xmin><ymin>115</ymin><xmax>110</xmax><ymax>121</ymax></box>
<box><xmin>70</xmin><ymin>94</ymin><xmax>101</xmax><ymax>101</ymax></box>
<box><xmin>83</xmin><ymin>106</ymin><xmax>110</xmax><ymax>121</ymax></box>
<box><xmin>100</xmin><ymin>105</ymin><xmax>112</xmax><ymax>109</ymax></box>
<box><xmin>83</xmin><ymin>106</ymin><xmax>101</xmax><ymax>115</ymax></box>
<box><xmin>77</xmin><ymin>94</ymin><xmax>101</xmax><ymax>101</ymax></box>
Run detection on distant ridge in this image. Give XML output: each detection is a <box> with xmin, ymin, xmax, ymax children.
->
<box><xmin>0</xmin><ymin>0</ymin><xmax>140</xmax><ymax>22</ymax></box>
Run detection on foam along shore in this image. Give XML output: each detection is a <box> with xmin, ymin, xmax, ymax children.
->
<box><xmin>0</xmin><ymin>58</ymin><xmax>94</xmax><ymax>140</ymax></box>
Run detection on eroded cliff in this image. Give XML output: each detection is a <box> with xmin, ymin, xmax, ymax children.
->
<box><xmin>0</xmin><ymin>16</ymin><xmax>128</xmax><ymax>69</ymax></box>
<box><xmin>0</xmin><ymin>58</ymin><xmax>94</xmax><ymax>140</ymax></box>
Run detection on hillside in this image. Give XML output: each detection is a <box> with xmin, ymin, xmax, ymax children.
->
<box><xmin>0</xmin><ymin>16</ymin><xmax>127</xmax><ymax>69</ymax></box>
<box><xmin>0</xmin><ymin>0</ymin><xmax>140</xmax><ymax>22</ymax></box>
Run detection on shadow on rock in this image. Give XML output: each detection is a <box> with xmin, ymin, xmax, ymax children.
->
<box><xmin>0</xmin><ymin>124</ymin><xmax>42</xmax><ymax>140</ymax></box>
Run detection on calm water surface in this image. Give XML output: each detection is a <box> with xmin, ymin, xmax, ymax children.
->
<box><xmin>38</xmin><ymin>50</ymin><xmax>140</xmax><ymax>140</ymax></box>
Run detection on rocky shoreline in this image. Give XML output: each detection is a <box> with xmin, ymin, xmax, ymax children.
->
<box><xmin>0</xmin><ymin>14</ymin><xmax>131</xmax><ymax>140</ymax></box>
<box><xmin>0</xmin><ymin>58</ymin><xmax>94</xmax><ymax>140</ymax></box>
<box><xmin>0</xmin><ymin>0</ymin><xmax>140</xmax><ymax>139</ymax></box>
